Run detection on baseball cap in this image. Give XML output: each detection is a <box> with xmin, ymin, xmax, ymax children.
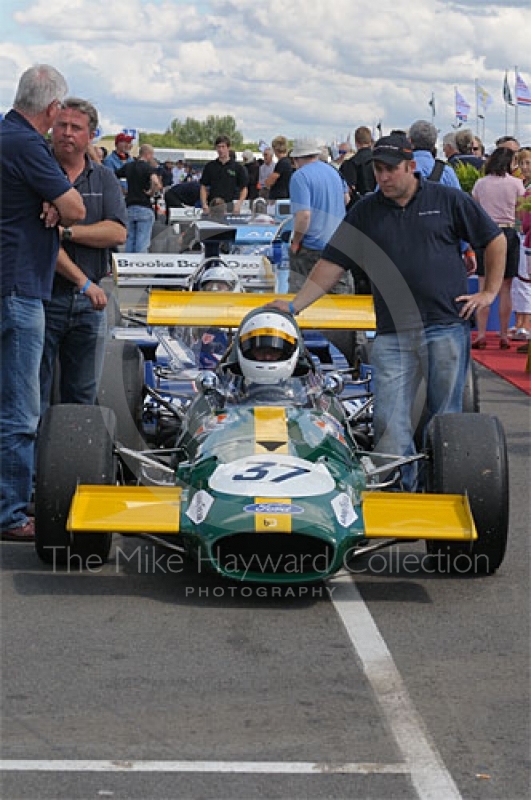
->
<box><xmin>115</xmin><ymin>133</ymin><xmax>133</xmax><ymax>145</ymax></box>
<box><xmin>371</xmin><ymin>133</ymin><xmax>413</xmax><ymax>165</ymax></box>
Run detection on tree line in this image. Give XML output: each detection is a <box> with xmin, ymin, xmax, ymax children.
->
<box><xmin>139</xmin><ymin>114</ymin><xmax>258</xmax><ymax>151</ymax></box>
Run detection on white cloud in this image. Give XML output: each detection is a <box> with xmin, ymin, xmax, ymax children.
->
<box><xmin>1</xmin><ymin>0</ymin><xmax>530</xmax><ymax>147</ymax></box>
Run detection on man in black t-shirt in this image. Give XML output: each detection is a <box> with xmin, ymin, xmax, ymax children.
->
<box><xmin>116</xmin><ymin>144</ymin><xmax>161</xmax><ymax>252</ymax></box>
<box><xmin>340</xmin><ymin>126</ymin><xmax>376</xmax><ymax>209</ymax></box>
<box><xmin>199</xmin><ymin>135</ymin><xmax>248</xmax><ymax>214</ymax></box>
<box><xmin>265</xmin><ymin>134</ymin><xmax>293</xmax><ymax>204</ymax></box>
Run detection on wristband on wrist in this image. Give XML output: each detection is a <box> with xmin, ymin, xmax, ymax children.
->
<box><xmin>288</xmin><ymin>301</ymin><xmax>296</xmax><ymax>315</ymax></box>
<box><xmin>80</xmin><ymin>279</ymin><xmax>91</xmax><ymax>294</ymax></box>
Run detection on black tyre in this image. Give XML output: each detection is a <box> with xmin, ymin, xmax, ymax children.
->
<box><xmin>105</xmin><ymin>293</ymin><xmax>122</xmax><ymax>329</ymax></box>
<box><xmin>100</xmin><ymin>275</ymin><xmax>115</xmax><ymax>299</ymax></box>
<box><xmin>35</xmin><ymin>405</ymin><xmax>116</xmax><ymax>566</ymax></box>
<box><xmin>100</xmin><ymin>277</ymin><xmax>123</xmax><ymax>329</ymax></box>
<box><xmin>462</xmin><ymin>360</ymin><xmax>480</xmax><ymax>413</ymax></box>
<box><xmin>97</xmin><ymin>340</ymin><xmax>144</xmax><ymax>452</ymax></box>
<box><xmin>325</xmin><ymin>330</ymin><xmax>369</xmax><ymax>368</ymax></box>
<box><xmin>425</xmin><ymin>413</ymin><xmax>509</xmax><ymax>574</ymax></box>
<box><xmin>413</xmin><ymin>362</ymin><xmax>480</xmax><ymax>449</ymax></box>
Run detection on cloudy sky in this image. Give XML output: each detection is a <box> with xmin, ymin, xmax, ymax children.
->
<box><xmin>1</xmin><ymin>0</ymin><xmax>530</xmax><ymax>150</ymax></box>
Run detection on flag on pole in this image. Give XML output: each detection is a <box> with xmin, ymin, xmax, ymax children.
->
<box><xmin>516</xmin><ymin>72</ymin><xmax>531</xmax><ymax>106</ymax></box>
<box><xmin>476</xmin><ymin>84</ymin><xmax>492</xmax><ymax>113</ymax></box>
<box><xmin>503</xmin><ymin>72</ymin><xmax>514</xmax><ymax>105</ymax></box>
<box><xmin>455</xmin><ymin>89</ymin><xmax>471</xmax><ymax>122</ymax></box>
<box><xmin>428</xmin><ymin>93</ymin><xmax>435</xmax><ymax>116</ymax></box>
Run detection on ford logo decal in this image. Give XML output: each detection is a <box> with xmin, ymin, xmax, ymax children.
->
<box><xmin>244</xmin><ymin>503</ymin><xmax>304</xmax><ymax>515</ymax></box>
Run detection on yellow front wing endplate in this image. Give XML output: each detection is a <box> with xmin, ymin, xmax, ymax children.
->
<box><xmin>68</xmin><ymin>486</ymin><xmax>182</xmax><ymax>535</ymax></box>
<box><xmin>362</xmin><ymin>492</ymin><xmax>477</xmax><ymax>541</ymax></box>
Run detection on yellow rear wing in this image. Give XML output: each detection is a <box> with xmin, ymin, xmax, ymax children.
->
<box><xmin>147</xmin><ymin>290</ymin><xmax>376</xmax><ymax>330</ymax></box>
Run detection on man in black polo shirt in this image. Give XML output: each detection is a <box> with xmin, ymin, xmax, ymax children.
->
<box><xmin>270</xmin><ymin>133</ymin><xmax>506</xmax><ymax>489</ymax></box>
<box><xmin>40</xmin><ymin>97</ymin><xmax>127</xmax><ymax>411</ymax></box>
<box><xmin>200</xmin><ymin>135</ymin><xmax>248</xmax><ymax>214</ymax></box>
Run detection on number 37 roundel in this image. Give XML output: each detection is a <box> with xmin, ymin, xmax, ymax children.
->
<box><xmin>208</xmin><ymin>455</ymin><xmax>335</xmax><ymax>498</ymax></box>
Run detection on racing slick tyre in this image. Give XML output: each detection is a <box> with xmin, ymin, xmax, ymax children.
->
<box><xmin>462</xmin><ymin>360</ymin><xmax>480</xmax><ymax>413</ymax></box>
<box><xmin>105</xmin><ymin>293</ymin><xmax>122</xmax><ymax>330</ymax></box>
<box><xmin>97</xmin><ymin>340</ymin><xmax>144</xmax><ymax>469</ymax></box>
<box><xmin>100</xmin><ymin>276</ymin><xmax>123</xmax><ymax>329</ymax></box>
<box><xmin>35</xmin><ymin>404</ymin><xmax>116</xmax><ymax>567</ymax></box>
<box><xmin>413</xmin><ymin>362</ymin><xmax>480</xmax><ymax>449</ymax></box>
<box><xmin>425</xmin><ymin>413</ymin><xmax>509</xmax><ymax>574</ymax></box>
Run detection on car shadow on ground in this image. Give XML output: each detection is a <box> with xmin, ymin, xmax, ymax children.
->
<box><xmin>3</xmin><ymin>533</ymin><xmax>493</xmax><ymax>609</ymax></box>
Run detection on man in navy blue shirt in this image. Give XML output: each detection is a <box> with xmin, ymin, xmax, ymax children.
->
<box><xmin>0</xmin><ymin>65</ymin><xmax>86</xmax><ymax>541</ymax></box>
<box><xmin>270</xmin><ymin>133</ymin><xmax>506</xmax><ymax>490</ymax></box>
<box><xmin>40</xmin><ymin>97</ymin><xmax>127</xmax><ymax>413</ymax></box>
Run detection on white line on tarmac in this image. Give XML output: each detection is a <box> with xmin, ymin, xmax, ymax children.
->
<box><xmin>330</xmin><ymin>573</ymin><xmax>462</xmax><ymax>800</ymax></box>
<box><xmin>0</xmin><ymin>760</ymin><xmax>407</xmax><ymax>774</ymax></box>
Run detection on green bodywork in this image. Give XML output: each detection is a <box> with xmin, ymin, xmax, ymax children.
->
<box><xmin>174</xmin><ymin>381</ymin><xmax>369</xmax><ymax>583</ymax></box>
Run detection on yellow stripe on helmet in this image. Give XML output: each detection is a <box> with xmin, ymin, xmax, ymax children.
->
<box><xmin>240</xmin><ymin>327</ymin><xmax>297</xmax><ymax>345</ymax></box>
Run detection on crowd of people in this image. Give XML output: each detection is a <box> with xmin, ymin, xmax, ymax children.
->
<box><xmin>1</xmin><ymin>62</ymin><xmax>530</xmax><ymax>541</ymax></box>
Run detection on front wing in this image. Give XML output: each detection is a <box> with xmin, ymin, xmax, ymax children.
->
<box><xmin>68</xmin><ymin>485</ymin><xmax>476</xmax><ymax>542</ymax></box>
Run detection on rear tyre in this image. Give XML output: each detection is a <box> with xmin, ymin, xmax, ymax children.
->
<box><xmin>413</xmin><ymin>362</ymin><xmax>480</xmax><ymax>449</ymax></box>
<box><xmin>97</xmin><ymin>339</ymin><xmax>144</xmax><ymax>450</ymax></box>
<box><xmin>462</xmin><ymin>360</ymin><xmax>480</xmax><ymax>413</ymax></box>
<box><xmin>35</xmin><ymin>404</ymin><xmax>116</xmax><ymax>566</ymax></box>
<box><xmin>425</xmin><ymin>413</ymin><xmax>509</xmax><ymax>574</ymax></box>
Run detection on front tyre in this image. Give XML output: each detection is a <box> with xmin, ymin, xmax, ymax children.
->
<box><xmin>35</xmin><ymin>404</ymin><xmax>116</xmax><ymax>567</ymax></box>
<box><xmin>425</xmin><ymin>413</ymin><xmax>509</xmax><ymax>574</ymax></box>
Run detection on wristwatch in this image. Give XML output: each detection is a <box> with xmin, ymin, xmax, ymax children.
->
<box><xmin>62</xmin><ymin>227</ymin><xmax>73</xmax><ymax>241</ymax></box>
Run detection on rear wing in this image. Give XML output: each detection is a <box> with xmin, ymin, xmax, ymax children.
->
<box><xmin>146</xmin><ymin>290</ymin><xmax>376</xmax><ymax>330</ymax></box>
<box><xmin>111</xmin><ymin>252</ymin><xmax>275</xmax><ymax>292</ymax></box>
<box><xmin>112</xmin><ymin>219</ymin><xmax>277</xmax><ymax>293</ymax></box>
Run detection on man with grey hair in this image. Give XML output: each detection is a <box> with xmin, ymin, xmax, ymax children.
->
<box><xmin>409</xmin><ymin>120</ymin><xmax>461</xmax><ymax>188</ymax></box>
<box><xmin>442</xmin><ymin>131</ymin><xmax>459</xmax><ymax>161</ymax></box>
<box><xmin>39</xmin><ymin>97</ymin><xmax>127</xmax><ymax>412</ymax></box>
<box><xmin>333</xmin><ymin>141</ymin><xmax>353</xmax><ymax>169</ymax></box>
<box><xmin>0</xmin><ymin>65</ymin><xmax>86</xmax><ymax>541</ymax></box>
<box><xmin>454</xmin><ymin>129</ymin><xmax>484</xmax><ymax>169</ymax></box>
<box><xmin>410</xmin><ymin>121</ymin><xmax>474</xmax><ymax>273</ymax></box>
<box><xmin>116</xmin><ymin>143</ymin><xmax>162</xmax><ymax>252</ymax></box>
<box><xmin>258</xmin><ymin>147</ymin><xmax>275</xmax><ymax>198</ymax></box>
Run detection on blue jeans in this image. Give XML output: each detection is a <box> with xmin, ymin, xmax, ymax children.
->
<box><xmin>1</xmin><ymin>295</ymin><xmax>44</xmax><ymax>530</ymax></box>
<box><xmin>125</xmin><ymin>205</ymin><xmax>155</xmax><ymax>253</ymax></box>
<box><xmin>40</xmin><ymin>288</ymin><xmax>107</xmax><ymax>413</ymax></box>
<box><xmin>372</xmin><ymin>323</ymin><xmax>470</xmax><ymax>490</ymax></box>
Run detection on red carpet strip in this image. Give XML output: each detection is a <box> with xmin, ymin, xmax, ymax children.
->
<box><xmin>471</xmin><ymin>333</ymin><xmax>531</xmax><ymax>396</ymax></box>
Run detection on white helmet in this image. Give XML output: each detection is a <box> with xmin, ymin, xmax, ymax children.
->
<box><xmin>237</xmin><ymin>309</ymin><xmax>300</xmax><ymax>384</ymax></box>
<box><xmin>199</xmin><ymin>265</ymin><xmax>242</xmax><ymax>293</ymax></box>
